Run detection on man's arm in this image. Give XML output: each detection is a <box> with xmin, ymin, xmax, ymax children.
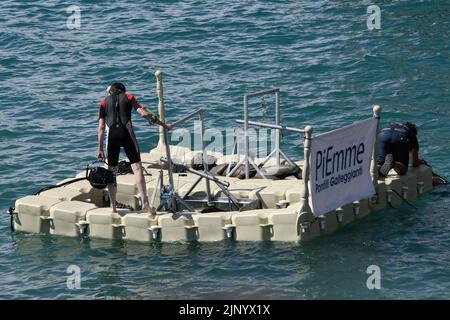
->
<box><xmin>129</xmin><ymin>94</ymin><xmax>172</xmax><ymax>130</ymax></box>
<box><xmin>136</xmin><ymin>107</ymin><xmax>173</xmax><ymax>130</ymax></box>
<box><xmin>98</xmin><ymin>118</ymin><xmax>106</xmax><ymax>160</ymax></box>
<box><xmin>410</xmin><ymin>148</ymin><xmax>424</xmax><ymax>168</ymax></box>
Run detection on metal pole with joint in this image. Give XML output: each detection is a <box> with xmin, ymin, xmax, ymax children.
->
<box><xmin>298</xmin><ymin>125</ymin><xmax>313</xmax><ymax>229</ymax></box>
<box><xmin>155</xmin><ymin>70</ymin><xmax>165</xmax><ymax>148</ymax></box>
<box><xmin>370</xmin><ymin>105</ymin><xmax>381</xmax><ymax>202</ymax></box>
<box><xmin>244</xmin><ymin>94</ymin><xmax>250</xmax><ymax>179</ymax></box>
<box><xmin>275</xmin><ymin>89</ymin><xmax>281</xmax><ymax>166</ymax></box>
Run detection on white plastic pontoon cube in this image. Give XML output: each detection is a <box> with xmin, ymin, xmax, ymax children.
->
<box><xmin>411</xmin><ymin>165</ymin><xmax>433</xmax><ymax>195</ymax></box>
<box><xmin>49</xmin><ymin>200</ymin><xmax>97</xmax><ymax>237</ymax></box>
<box><xmin>62</xmin><ymin>179</ymin><xmax>105</xmax><ymax>206</ymax></box>
<box><xmin>14</xmin><ymin>195</ymin><xmax>61</xmax><ymax>233</ymax></box>
<box><xmin>267</xmin><ymin>204</ymin><xmax>301</xmax><ymax>241</ymax></box>
<box><xmin>400</xmin><ymin>171</ymin><xmax>418</xmax><ymax>201</ymax></box>
<box><xmin>86</xmin><ymin>208</ymin><xmax>129</xmax><ymax>240</ymax></box>
<box><xmin>39</xmin><ymin>187</ymin><xmax>89</xmax><ymax>202</ymax></box>
<box><xmin>122</xmin><ymin>213</ymin><xmax>158</xmax><ymax>242</ymax></box>
<box><xmin>156</xmin><ymin>214</ymin><xmax>198</xmax><ymax>242</ymax></box>
<box><xmin>231</xmin><ymin>209</ymin><xmax>273</xmax><ymax>241</ymax></box>
<box><xmin>192</xmin><ymin>212</ymin><xmax>233</xmax><ymax>242</ymax></box>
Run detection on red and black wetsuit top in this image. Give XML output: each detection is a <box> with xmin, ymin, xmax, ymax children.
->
<box><xmin>98</xmin><ymin>92</ymin><xmax>145</xmax><ymax>166</ymax></box>
<box><xmin>98</xmin><ymin>92</ymin><xmax>144</xmax><ymax>128</ymax></box>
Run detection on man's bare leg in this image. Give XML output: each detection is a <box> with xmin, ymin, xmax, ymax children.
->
<box><xmin>131</xmin><ymin>162</ymin><xmax>156</xmax><ymax>215</ymax></box>
<box><xmin>107</xmin><ymin>166</ymin><xmax>118</xmax><ymax>212</ymax></box>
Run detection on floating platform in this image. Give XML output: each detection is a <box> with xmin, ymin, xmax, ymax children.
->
<box><xmin>10</xmin><ymin>151</ymin><xmax>433</xmax><ymax>243</ymax></box>
<box><xmin>7</xmin><ymin>76</ymin><xmax>437</xmax><ymax>243</ymax></box>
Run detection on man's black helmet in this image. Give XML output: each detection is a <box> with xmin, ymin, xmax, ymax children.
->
<box><xmin>86</xmin><ymin>161</ymin><xmax>114</xmax><ymax>189</ymax></box>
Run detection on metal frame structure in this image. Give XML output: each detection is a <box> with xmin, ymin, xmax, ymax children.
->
<box><xmin>149</xmin><ymin>109</ymin><xmax>242</xmax><ymax>213</ymax></box>
<box><xmin>227</xmin><ymin>88</ymin><xmax>298</xmax><ymax>179</ymax></box>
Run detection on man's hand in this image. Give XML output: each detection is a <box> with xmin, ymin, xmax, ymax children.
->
<box><xmin>98</xmin><ymin>150</ymin><xmax>104</xmax><ymax>161</ymax></box>
<box><xmin>165</xmin><ymin>123</ymin><xmax>173</xmax><ymax>131</ymax></box>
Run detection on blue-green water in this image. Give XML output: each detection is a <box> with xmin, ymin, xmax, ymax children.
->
<box><xmin>1</xmin><ymin>0</ymin><xmax>449</xmax><ymax>299</ymax></box>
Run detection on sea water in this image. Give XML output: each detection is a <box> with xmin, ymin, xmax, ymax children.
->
<box><xmin>0</xmin><ymin>0</ymin><xmax>449</xmax><ymax>299</ymax></box>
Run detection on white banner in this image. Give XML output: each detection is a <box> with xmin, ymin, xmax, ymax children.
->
<box><xmin>309</xmin><ymin>118</ymin><xmax>377</xmax><ymax>217</ymax></box>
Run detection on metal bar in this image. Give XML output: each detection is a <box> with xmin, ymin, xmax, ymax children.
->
<box><xmin>227</xmin><ymin>156</ymin><xmax>245</xmax><ymax>177</ymax></box>
<box><xmin>226</xmin><ymin>135</ymin><xmax>239</xmax><ymax>175</ymax></box>
<box><xmin>172</xmin><ymin>109</ymin><xmax>203</xmax><ymax>128</ymax></box>
<box><xmin>173</xmin><ymin>194</ymin><xmax>194</xmax><ymax>212</ymax></box>
<box><xmin>149</xmin><ymin>173</ymin><xmax>161</xmax><ymax>208</ymax></box>
<box><xmin>160</xmin><ymin>158</ymin><xmax>230</xmax><ymax>188</ymax></box>
<box><xmin>162</xmin><ymin>129</ymin><xmax>178</xmax><ymax>212</ymax></box>
<box><xmin>215</xmin><ymin>183</ymin><xmax>240</xmax><ymax>209</ymax></box>
<box><xmin>278</xmin><ymin>149</ymin><xmax>295</xmax><ymax>166</ymax></box>
<box><xmin>163</xmin><ymin>129</ymin><xmax>175</xmax><ymax>187</ymax></box>
<box><xmin>181</xmin><ymin>176</ymin><xmax>202</xmax><ymax>200</ymax></box>
<box><xmin>236</xmin><ymin>119</ymin><xmax>305</xmax><ymax>134</ymax></box>
<box><xmin>199</xmin><ymin>111</ymin><xmax>212</xmax><ymax>204</ymax></box>
<box><xmin>248</xmin><ymin>156</ymin><xmax>266</xmax><ymax>179</ymax></box>
<box><xmin>275</xmin><ymin>90</ymin><xmax>281</xmax><ymax>166</ymax></box>
<box><xmin>244</xmin><ymin>94</ymin><xmax>250</xmax><ymax>179</ymax></box>
<box><xmin>258</xmin><ymin>148</ymin><xmax>276</xmax><ymax>167</ymax></box>
<box><xmin>245</xmin><ymin>88</ymin><xmax>280</xmax><ymax>99</ymax></box>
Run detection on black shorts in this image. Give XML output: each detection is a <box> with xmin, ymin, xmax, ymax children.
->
<box><xmin>376</xmin><ymin>130</ymin><xmax>410</xmax><ymax>167</ymax></box>
<box><xmin>106</xmin><ymin>125</ymin><xmax>141</xmax><ymax>166</ymax></box>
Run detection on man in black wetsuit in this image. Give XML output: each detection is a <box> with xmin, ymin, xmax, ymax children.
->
<box><xmin>376</xmin><ymin>122</ymin><xmax>424</xmax><ymax>177</ymax></box>
<box><xmin>97</xmin><ymin>82</ymin><xmax>172</xmax><ymax>214</ymax></box>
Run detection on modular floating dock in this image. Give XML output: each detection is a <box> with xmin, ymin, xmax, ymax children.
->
<box><xmin>8</xmin><ymin>71</ymin><xmax>434</xmax><ymax>243</ymax></box>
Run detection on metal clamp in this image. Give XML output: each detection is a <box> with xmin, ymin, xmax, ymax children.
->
<box><xmin>222</xmin><ymin>224</ymin><xmax>235</xmax><ymax>239</ymax></box>
<box><xmin>401</xmin><ymin>186</ymin><xmax>408</xmax><ymax>199</ymax></box>
<box><xmin>386</xmin><ymin>189</ymin><xmax>393</xmax><ymax>203</ymax></box>
<box><xmin>318</xmin><ymin>215</ymin><xmax>326</xmax><ymax>230</ymax></box>
<box><xmin>276</xmin><ymin>201</ymin><xmax>290</xmax><ymax>209</ymax></box>
<box><xmin>75</xmin><ymin>220</ymin><xmax>89</xmax><ymax>236</ymax></box>
<box><xmin>417</xmin><ymin>181</ymin><xmax>424</xmax><ymax>195</ymax></box>
<box><xmin>300</xmin><ymin>221</ymin><xmax>311</xmax><ymax>233</ymax></box>
<box><xmin>353</xmin><ymin>201</ymin><xmax>360</xmax><ymax>216</ymax></box>
<box><xmin>336</xmin><ymin>208</ymin><xmax>344</xmax><ymax>223</ymax></box>
<box><xmin>149</xmin><ymin>225</ymin><xmax>161</xmax><ymax>240</ymax></box>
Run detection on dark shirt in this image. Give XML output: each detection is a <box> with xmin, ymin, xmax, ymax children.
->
<box><xmin>390</xmin><ymin>123</ymin><xmax>419</xmax><ymax>150</ymax></box>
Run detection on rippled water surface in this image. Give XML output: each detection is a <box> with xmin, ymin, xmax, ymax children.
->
<box><xmin>0</xmin><ymin>0</ymin><xmax>449</xmax><ymax>299</ymax></box>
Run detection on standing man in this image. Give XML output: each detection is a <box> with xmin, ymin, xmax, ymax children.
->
<box><xmin>97</xmin><ymin>82</ymin><xmax>172</xmax><ymax>214</ymax></box>
<box><xmin>376</xmin><ymin>122</ymin><xmax>424</xmax><ymax>177</ymax></box>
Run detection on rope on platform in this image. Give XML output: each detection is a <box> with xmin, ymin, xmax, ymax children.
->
<box><xmin>35</xmin><ymin>177</ymin><xmax>88</xmax><ymax>195</ymax></box>
<box><xmin>391</xmin><ymin>189</ymin><xmax>418</xmax><ymax>210</ymax></box>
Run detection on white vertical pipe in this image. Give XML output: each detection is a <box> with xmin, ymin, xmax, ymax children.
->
<box><xmin>370</xmin><ymin>105</ymin><xmax>382</xmax><ymax>189</ymax></box>
<box><xmin>299</xmin><ymin>125</ymin><xmax>313</xmax><ymax>219</ymax></box>
<box><xmin>155</xmin><ymin>70</ymin><xmax>165</xmax><ymax>148</ymax></box>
